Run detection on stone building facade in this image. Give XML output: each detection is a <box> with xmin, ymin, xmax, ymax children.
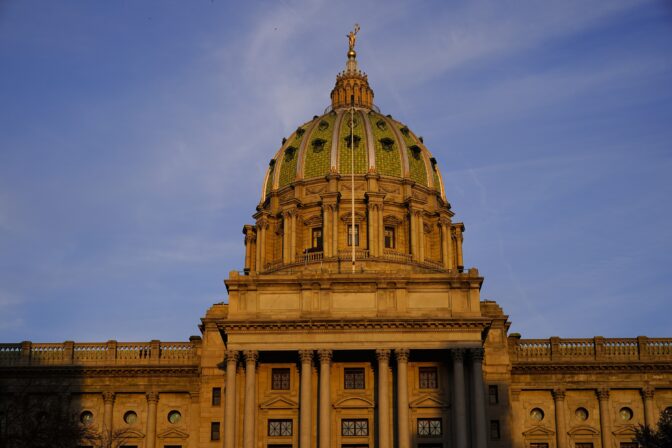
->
<box><xmin>1</xmin><ymin>40</ymin><xmax>671</xmax><ymax>448</ymax></box>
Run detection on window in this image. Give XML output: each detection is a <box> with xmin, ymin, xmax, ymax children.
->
<box><xmin>419</xmin><ymin>367</ymin><xmax>438</xmax><ymax>389</ymax></box>
<box><xmin>490</xmin><ymin>420</ymin><xmax>500</xmax><ymax>440</ymax></box>
<box><xmin>488</xmin><ymin>385</ymin><xmax>499</xmax><ymax>404</ymax></box>
<box><xmin>164</xmin><ymin>446</ymin><xmax>182</xmax><ymax>448</ymax></box>
<box><xmin>311</xmin><ymin>228</ymin><xmax>323</xmax><ymax>251</ymax></box>
<box><xmin>384</xmin><ymin>227</ymin><xmax>395</xmax><ymax>249</ymax></box>
<box><xmin>347</xmin><ymin>224</ymin><xmax>360</xmax><ymax>246</ymax></box>
<box><xmin>342</xmin><ymin>419</ymin><xmax>368</xmax><ymax>436</ymax></box>
<box><xmin>417</xmin><ymin>418</ymin><xmax>442</xmax><ymax>437</ymax></box>
<box><xmin>272</xmin><ymin>368</ymin><xmax>291</xmax><ymax>390</ymax></box>
<box><xmin>212</xmin><ymin>387</ymin><xmax>221</xmax><ymax>406</ymax></box>
<box><xmin>210</xmin><ymin>422</ymin><xmax>220</xmax><ymax>441</ymax></box>
<box><xmin>575</xmin><ymin>444</ymin><xmax>593</xmax><ymax>448</ymax></box>
<box><xmin>620</xmin><ymin>444</ymin><xmax>638</xmax><ymax>448</ymax></box>
<box><xmin>344</xmin><ymin>368</ymin><xmax>365</xmax><ymax>389</ymax></box>
<box><xmin>530</xmin><ymin>444</ymin><xmax>549</xmax><ymax>448</ymax></box>
<box><xmin>268</xmin><ymin>419</ymin><xmax>293</xmax><ymax>436</ymax></box>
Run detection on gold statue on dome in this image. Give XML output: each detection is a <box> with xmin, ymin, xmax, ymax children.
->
<box><xmin>347</xmin><ymin>23</ymin><xmax>360</xmax><ymax>56</ymax></box>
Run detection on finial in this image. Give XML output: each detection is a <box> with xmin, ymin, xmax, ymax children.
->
<box><xmin>347</xmin><ymin>23</ymin><xmax>360</xmax><ymax>58</ymax></box>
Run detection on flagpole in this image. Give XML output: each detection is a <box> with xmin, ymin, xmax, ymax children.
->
<box><xmin>351</xmin><ymin>95</ymin><xmax>356</xmax><ymax>273</ymax></box>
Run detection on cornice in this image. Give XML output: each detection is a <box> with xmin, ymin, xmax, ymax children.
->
<box><xmin>512</xmin><ymin>362</ymin><xmax>672</xmax><ymax>374</ymax></box>
<box><xmin>218</xmin><ymin>318</ymin><xmax>489</xmax><ymax>333</ymax></box>
<box><xmin>0</xmin><ymin>365</ymin><xmax>200</xmax><ymax>378</ymax></box>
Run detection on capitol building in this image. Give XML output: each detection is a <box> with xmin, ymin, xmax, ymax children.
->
<box><xmin>1</xmin><ymin>33</ymin><xmax>671</xmax><ymax>448</ymax></box>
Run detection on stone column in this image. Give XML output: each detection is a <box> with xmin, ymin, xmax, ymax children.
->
<box><xmin>333</xmin><ymin>206</ymin><xmax>339</xmax><ymax>255</ymax></box>
<box><xmin>376</xmin><ymin>349</ymin><xmax>391</xmax><ymax>448</ymax></box>
<box><xmin>323</xmin><ymin>206</ymin><xmax>332</xmax><ymax>257</ymax></box>
<box><xmin>597</xmin><ymin>388</ymin><xmax>612</xmax><ymax>448</ymax></box>
<box><xmin>552</xmin><ymin>389</ymin><xmax>567</xmax><ymax>448</ymax></box>
<box><xmin>378</xmin><ymin>206</ymin><xmax>385</xmax><ymax>254</ymax></box>
<box><xmin>243</xmin><ymin>350</ymin><xmax>258</xmax><ymax>448</ymax></box>
<box><xmin>146</xmin><ymin>392</ymin><xmax>159</xmax><ymax>448</ymax></box>
<box><xmin>318</xmin><ymin>350</ymin><xmax>333</xmax><ymax>448</ymax></box>
<box><xmin>291</xmin><ymin>211</ymin><xmax>297</xmax><ymax>262</ymax></box>
<box><xmin>455</xmin><ymin>226</ymin><xmax>464</xmax><ymax>270</ymax></box>
<box><xmin>102</xmin><ymin>391</ymin><xmax>114</xmax><ymax>438</ymax></box>
<box><xmin>282</xmin><ymin>212</ymin><xmax>290</xmax><ymax>263</ymax></box>
<box><xmin>452</xmin><ymin>349</ymin><xmax>467</xmax><ymax>448</ymax></box>
<box><xmin>259</xmin><ymin>221</ymin><xmax>267</xmax><ymax>271</ymax></box>
<box><xmin>471</xmin><ymin>349</ymin><xmax>487</xmax><ymax>448</ymax></box>
<box><xmin>395</xmin><ymin>349</ymin><xmax>410</xmax><ymax>448</ymax></box>
<box><xmin>255</xmin><ymin>223</ymin><xmax>262</xmax><ymax>272</ymax></box>
<box><xmin>299</xmin><ymin>350</ymin><xmax>314</xmax><ymax>448</ymax></box>
<box><xmin>224</xmin><ymin>350</ymin><xmax>239</xmax><ymax>448</ymax></box>
<box><xmin>418</xmin><ymin>214</ymin><xmax>425</xmax><ymax>262</ymax></box>
<box><xmin>368</xmin><ymin>204</ymin><xmax>375</xmax><ymax>256</ymax></box>
<box><xmin>642</xmin><ymin>387</ymin><xmax>656</xmax><ymax>427</ymax></box>
<box><xmin>189</xmin><ymin>391</ymin><xmax>201</xmax><ymax>448</ymax></box>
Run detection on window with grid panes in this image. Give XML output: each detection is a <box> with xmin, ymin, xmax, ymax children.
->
<box><xmin>271</xmin><ymin>368</ymin><xmax>291</xmax><ymax>390</ymax></box>
<box><xmin>211</xmin><ymin>387</ymin><xmax>221</xmax><ymax>406</ymax></box>
<box><xmin>347</xmin><ymin>224</ymin><xmax>360</xmax><ymax>246</ymax></box>
<box><xmin>575</xmin><ymin>444</ymin><xmax>593</xmax><ymax>448</ymax></box>
<box><xmin>344</xmin><ymin>368</ymin><xmax>365</xmax><ymax>389</ymax></box>
<box><xmin>417</xmin><ymin>418</ymin><xmax>442</xmax><ymax>437</ymax></box>
<box><xmin>488</xmin><ymin>385</ymin><xmax>498</xmax><ymax>404</ymax></box>
<box><xmin>490</xmin><ymin>420</ymin><xmax>500</xmax><ymax>440</ymax></box>
<box><xmin>210</xmin><ymin>422</ymin><xmax>220</xmax><ymax>441</ymax></box>
<box><xmin>267</xmin><ymin>419</ymin><xmax>293</xmax><ymax>436</ymax></box>
<box><xmin>419</xmin><ymin>367</ymin><xmax>438</xmax><ymax>389</ymax></box>
<box><xmin>341</xmin><ymin>419</ymin><xmax>368</xmax><ymax>436</ymax></box>
<box><xmin>384</xmin><ymin>227</ymin><xmax>395</xmax><ymax>249</ymax></box>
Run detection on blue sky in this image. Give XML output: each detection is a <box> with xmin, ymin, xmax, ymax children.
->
<box><xmin>1</xmin><ymin>0</ymin><xmax>671</xmax><ymax>342</ymax></box>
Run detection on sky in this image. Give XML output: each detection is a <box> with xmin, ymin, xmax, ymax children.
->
<box><xmin>1</xmin><ymin>0</ymin><xmax>671</xmax><ymax>343</ymax></box>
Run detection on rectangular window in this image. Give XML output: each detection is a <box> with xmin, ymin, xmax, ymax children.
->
<box><xmin>575</xmin><ymin>444</ymin><xmax>594</xmax><ymax>448</ymax></box>
<box><xmin>268</xmin><ymin>419</ymin><xmax>293</xmax><ymax>436</ymax></box>
<box><xmin>347</xmin><ymin>224</ymin><xmax>359</xmax><ymax>246</ymax></box>
<box><xmin>212</xmin><ymin>387</ymin><xmax>221</xmax><ymax>406</ymax></box>
<box><xmin>311</xmin><ymin>227</ymin><xmax>323</xmax><ymax>251</ymax></box>
<box><xmin>272</xmin><ymin>368</ymin><xmax>291</xmax><ymax>390</ymax></box>
<box><xmin>620</xmin><ymin>444</ymin><xmax>638</xmax><ymax>448</ymax></box>
<box><xmin>417</xmin><ymin>418</ymin><xmax>442</xmax><ymax>437</ymax></box>
<box><xmin>488</xmin><ymin>385</ymin><xmax>499</xmax><ymax>405</ymax></box>
<box><xmin>341</xmin><ymin>419</ymin><xmax>369</xmax><ymax>436</ymax></box>
<box><xmin>164</xmin><ymin>446</ymin><xmax>182</xmax><ymax>448</ymax></box>
<box><xmin>210</xmin><ymin>422</ymin><xmax>220</xmax><ymax>441</ymax></box>
<box><xmin>419</xmin><ymin>367</ymin><xmax>438</xmax><ymax>389</ymax></box>
<box><xmin>384</xmin><ymin>227</ymin><xmax>395</xmax><ymax>249</ymax></box>
<box><xmin>490</xmin><ymin>420</ymin><xmax>500</xmax><ymax>440</ymax></box>
<box><xmin>344</xmin><ymin>368</ymin><xmax>365</xmax><ymax>389</ymax></box>
<box><xmin>529</xmin><ymin>444</ymin><xmax>549</xmax><ymax>448</ymax></box>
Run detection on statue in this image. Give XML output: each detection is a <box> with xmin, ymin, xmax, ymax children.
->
<box><xmin>347</xmin><ymin>23</ymin><xmax>361</xmax><ymax>53</ymax></box>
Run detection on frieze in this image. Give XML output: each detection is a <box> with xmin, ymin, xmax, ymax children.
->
<box><xmin>218</xmin><ymin>319</ymin><xmax>489</xmax><ymax>333</ymax></box>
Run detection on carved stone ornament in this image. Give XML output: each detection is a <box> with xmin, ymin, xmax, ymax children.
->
<box><xmin>641</xmin><ymin>386</ymin><xmax>655</xmax><ymax>400</ymax></box>
<box><xmin>102</xmin><ymin>391</ymin><xmax>115</xmax><ymax>404</ymax></box>
<box><xmin>318</xmin><ymin>349</ymin><xmax>333</xmax><ymax>363</ymax></box>
<box><xmin>376</xmin><ymin>349</ymin><xmax>391</xmax><ymax>362</ymax></box>
<box><xmin>243</xmin><ymin>350</ymin><xmax>259</xmax><ymax>364</ymax></box>
<box><xmin>383</xmin><ymin>215</ymin><xmax>403</xmax><ymax>226</ymax></box>
<box><xmin>451</xmin><ymin>348</ymin><xmax>465</xmax><ymax>362</ymax></box>
<box><xmin>146</xmin><ymin>391</ymin><xmax>159</xmax><ymax>404</ymax></box>
<box><xmin>552</xmin><ymin>389</ymin><xmax>566</xmax><ymax>401</ymax></box>
<box><xmin>596</xmin><ymin>388</ymin><xmax>610</xmax><ymax>401</ymax></box>
<box><xmin>306</xmin><ymin>184</ymin><xmax>327</xmax><ymax>195</ymax></box>
<box><xmin>470</xmin><ymin>347</ymin><xmax>485</xmax><ymax>361</ymax></box>
<box><xmin>379</xmin><ymin>183</ymin><xmax>400</xmax><ymax>194</ymax></box>
<box><xmin>395</xmin><ymin>348</ymin><xmax>410</xmax><ymax>363</ymax></box>
<box><xmin>225</xmin><ymin>350</ymin><xmax>239</xmax><ymax>363</ymax></box>
<box><xmin>299</xmin><ymin>350</ymin><xmax>314</xmax><ymax>363</ymax></box>
<box><xmin>340</xmin><ymin>211</ymin><xmax>366</xmax><ymax>223</ymax></box>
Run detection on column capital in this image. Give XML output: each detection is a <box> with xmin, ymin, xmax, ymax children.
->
<box><xmin>552</xmin><ymin>388</ymin><xmax>566</xmax><ymax>401</ymax></box>
<box><xmin>596</xmin><ymin>388</ymin><xmax>610</xmax><ymax>401</ymax></box>
<box><xmin>318</xmin><ymin>349</ymin><xmax>333</xmax><ymax>363</ymax></box>
<box><xmin>102</xmin><ymin>391</ymin><xmax>115</xmax><ymax>404</ymax></box>
<box><xmin>146</xmin><ymin>392</ymin><xmax>159</xmax><ymax>404</ymax></box>
<box><xmin>299</xmin><ymin>349</ymin><xmax>314</xmax><ymax>363</ymax></box>
<box><xmin>395</xmin><ymin>348</ymin><xmax>410</xmax><ymax>363</ymax></box>
<box><xmin>243</xmin><ymin>350</ymin><xmax>258</xmax><ymax>364</ymax></box>
<box><xmin>641</xmin><ymin>386</ymin><xmax>655</xmax><ymax>400</ymax></box>
<box><xmin>451</xmin><ymin>348</ymin><xmax>465</xmax><ymax>362</ymax></box>
<box><xmin>470</xmin><ymin>347</ymin><xmax>485</xmax><ymax>361</ymax></box>
<box><xmin>225</xmin><ymin>350</ymin><xmax>239</xmax><ymax>363</ymax></box>
<box><xmin>376</xmin><ymin>349</ymin><xmax>391</xmax><ymax>363</ymax></box>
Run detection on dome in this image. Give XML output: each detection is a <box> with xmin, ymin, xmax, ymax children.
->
<box><xmin>261</xmin><ymin>109</ymin><xmax>446</xmax><ymax>202</ymax></box>
<box><xmin>243</xmin><ymin>32</ymin><xmax>465</xmax><ymax>276</ymax></box>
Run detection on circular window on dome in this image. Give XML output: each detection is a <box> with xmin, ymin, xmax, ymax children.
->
<box><xmin>167</xmin><ymin>410</ymin><xmax>182</xmax><ymax>424</ymax></box>
<box><xmin>123</xmin><ymin>411</ymin><xmax>138</xmax><ymax>425</ymax></box>
<box><xmin>318</xmin><ymin>120</ymin><xmax>329</xmax><ymax>131</ymax></box>
<box><xmin>575</xmin><ymin>407</ymin><xmax>589</xmax><ymax>421</ymax></box>
<box><xmin>530</xmin><ymin>408</ymin><xmax>545</xmax><ymax>421</ymax></box>
<box><xmin>80</xmin><ymin>410</ymin><xmax>94</xmax><ymax>425</ymax></box>
<box><xmin>620</xmin><ymin>407</ymin><xmax>633</xmax><ymax>421</ymax></box>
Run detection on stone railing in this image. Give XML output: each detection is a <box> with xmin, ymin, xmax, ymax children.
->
<box><xmin>509</xmin><ymin>336</ymin><xmax>672</xmax><ymax>362</ymax></box>
<box><xmin>0</xmin><ymin>338</ymin><xmax>201</xmax><ymax>367</ymax></box>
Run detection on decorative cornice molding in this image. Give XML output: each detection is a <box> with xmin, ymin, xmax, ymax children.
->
<box><xmin>220</xmin><ymin>319</ymin><xmax>489</xmax><ymax>333</ymax></box>
<box><xmin>511</xmin><ymin>362</ymin><xmax>672</xmax><ymax>374</ymax></box>
<box><xmin>0</xmin><ymin>366</ymin><xmax>200</xmax><ymax>378</ymax></box>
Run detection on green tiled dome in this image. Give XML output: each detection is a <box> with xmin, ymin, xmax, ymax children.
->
<box><xmin>262</xmin><ymin>109</ymin><xmax>445</xmax><ymax>200</ymax></box>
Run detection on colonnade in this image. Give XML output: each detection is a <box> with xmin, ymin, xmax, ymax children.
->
<box><xmin>223</xmin><ymin>347</ymin><xmax>487</xmax><ymax>448</ymax></box>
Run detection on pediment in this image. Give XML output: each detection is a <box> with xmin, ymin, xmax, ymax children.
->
<box><xmin>568</xmin><ymin>425</ymin><xmax>600</xmax><ymax>436</ymax></box>
<box><xmin>157</xmin><ymin>428</ymin><xmax>189</xmax><ymax>439</ymax></box>
<box><xmin>302</xmin><ymin>215</ymin><xmax>323</xmax><ymax>226</ymax></box>
<box><xmin>333</xmin><ymin>396</ymin><xmax>374</xmax><ymax>409</ymax></box>
<box><xmin>260</xmin><ymin>396</ymin><xmax>299</xmax><ymax>409</ymax></box>
<box><xmin>409</xmin><ymin>395</ymin><xmax>448</xmax><ymax>409</ymax></box>
<box><xmin>523</xmin><ymin>425</ymin><xmax>555</xmax><ymax>437</ymax></box>
<box><xmin>121</xmin><ymin>429</ymin><xmax>146</xmax><ymax>439</ymax></box>
<box><xmin>612</xmin><ymin>424</ymin><xmax>637</xmax><ymax>436</ymax></box>
<box><xmin>340</xmin><ymin>211</ymin><xmax>366</xmax><ymax>223</ymax></box>
<box><xmin>383</xmin><ymin>215</ymin><xmax>403</xmax><ymax>226</ymax></box>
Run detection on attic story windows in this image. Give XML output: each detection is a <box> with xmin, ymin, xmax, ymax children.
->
<box><xmin>272</xmin><ymin>368</ymin><xmax>290</xmax><ymax>390</ymax></box>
